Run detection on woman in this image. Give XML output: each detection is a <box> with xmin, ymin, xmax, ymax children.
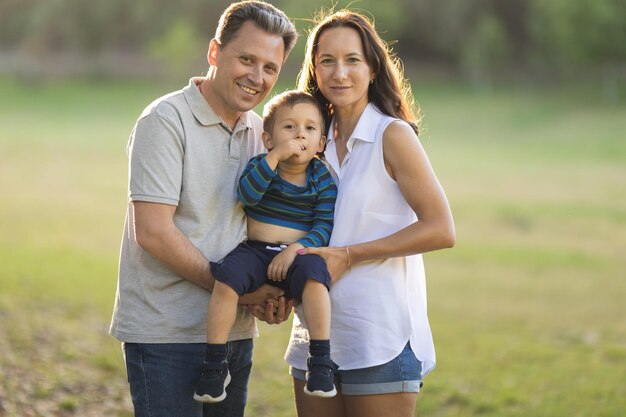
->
<box><xmin>285</xmin><ymin>10</ymin><xmax>455</xmax><ymax>417</ymax></box>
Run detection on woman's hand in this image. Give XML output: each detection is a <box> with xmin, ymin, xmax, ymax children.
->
<box><xmin>298</xmin><ymin>246</ymin><xmax>351</xmax><ymax>284</ymax></box>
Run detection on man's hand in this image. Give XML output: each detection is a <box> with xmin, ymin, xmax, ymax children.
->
<box><xmin>246</xmin><ymin>296</ymin><xmax>296</xmax><ymax>325</ymax></box>
<box><xmin>239</xmin><ymin>284</ymin><xmax>284</xmax><ymax>305</ymax></box>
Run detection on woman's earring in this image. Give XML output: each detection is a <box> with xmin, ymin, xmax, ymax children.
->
<box><xmin>370</xmin><ymin>79</ymin><xmax>374</xmax><ymax>85</ymax></box>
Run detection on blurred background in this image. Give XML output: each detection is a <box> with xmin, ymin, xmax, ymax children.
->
<box><xmin>0</xmin><ymin>0</ymin><xmax>625</xmax><ymax>416</ymax></box>
<box><xmin>1</xmin><ymin>0</ymin><xmax>626</xmax><ymax>88</ymax></box>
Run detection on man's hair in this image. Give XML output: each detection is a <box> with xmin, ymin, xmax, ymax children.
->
<box><xmin>262</xmin><ymin>90</ymin><xmax>325</xmax><ymax>134</ymax></box>
<box><xmin>215</xmin><ymin>1</ymin><xmax>298</xmax><ymax>60</ymax></box>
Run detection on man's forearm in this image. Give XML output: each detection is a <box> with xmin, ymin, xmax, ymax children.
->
<box><xmin>148</xmin><ymin>226</ymin><xmax>216</xmax><ymax>290</ymax></box>
<box><xmin>133</xmin><ymin>202</ymin><xmax>215</xmax><ymax>290</ymax></box>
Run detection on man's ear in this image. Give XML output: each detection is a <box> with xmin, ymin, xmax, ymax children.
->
<box><xmin>207</xmin><ymin>39</ymin><xmax>219</xmax><ymax>66</ymax></box>
<box><xmin>262</xmin><ymin>131</ymin><xmax>273</xmax><ymax>150</ymax></box>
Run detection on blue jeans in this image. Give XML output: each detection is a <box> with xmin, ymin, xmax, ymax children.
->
<box><xmin>123</xmin><ymin>339</ymin><xmax>253</xmax><ymax>417</ymax></box>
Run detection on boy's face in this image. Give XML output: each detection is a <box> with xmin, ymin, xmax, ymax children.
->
<box><xmin>263</xmin><ymin>102</ymin><xmax>326</xmax><ymax>164</ymax></box>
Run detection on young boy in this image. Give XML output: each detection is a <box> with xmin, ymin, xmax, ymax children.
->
<box><xmin>194</xmin><ymin>91</ymin><xmax>338</xmax><ymax>403</ymax></box>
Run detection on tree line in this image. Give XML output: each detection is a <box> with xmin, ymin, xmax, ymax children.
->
<box><xmin>1</xmin><ymin>0</ymin><xmax>624</xmax><ymax>81</ymax></box>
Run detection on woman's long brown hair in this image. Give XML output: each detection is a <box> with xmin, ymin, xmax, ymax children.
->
<box><xmin>297</xmin><ymin>10</ymin><xmax>421</xmax><ymax>135</ymax></box>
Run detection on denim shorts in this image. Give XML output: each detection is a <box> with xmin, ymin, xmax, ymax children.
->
<box><xmin>290</xmin><ymin>342</ymin><xmax>423</xmax><ymax>395</ymax></box>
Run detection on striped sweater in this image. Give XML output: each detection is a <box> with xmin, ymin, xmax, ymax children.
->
<box><xmin>237</xmin><ymin>154</ymin><xmax>337</xmax><ymax>248</ymax></box>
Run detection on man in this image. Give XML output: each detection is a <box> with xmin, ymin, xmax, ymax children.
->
<box><xmin>109</xmin><ymin>2</ymin><xmax>298</xmax><ymax>416</ymax></box>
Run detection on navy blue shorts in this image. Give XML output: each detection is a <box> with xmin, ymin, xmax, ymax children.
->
<box><xmin>210</xmin><ymin>240</ymin><xmax>330</xmax><ymax>299</ymax></box>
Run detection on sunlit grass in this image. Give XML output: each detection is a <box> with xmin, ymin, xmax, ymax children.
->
<box><xmin>1</xmin><ymin>76</ymin><xmax>624</xmax><ymax>416</ymax></box>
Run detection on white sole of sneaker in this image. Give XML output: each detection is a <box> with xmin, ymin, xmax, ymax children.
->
<box><xmin>303</xmin><ymin>385</ymin><xmax>337</xmax><ymax>398</ymax></box>
<box><xmin>193</xmin><ymin>371</ymin><xmax>232</xmax><ymax>403</ymax></box>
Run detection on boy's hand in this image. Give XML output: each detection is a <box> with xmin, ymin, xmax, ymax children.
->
<box><xmin>267</xmin><ymin>243</ymin><xmax>303</xmax><ymax>281</ymax></box>
<box><xmin>265</xmin><ymin>139</ymin><xmax>305</xmax><ymax>166</ymax></box>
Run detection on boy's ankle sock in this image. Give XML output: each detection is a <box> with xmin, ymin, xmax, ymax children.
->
<box><xmin>309</xmin><ymin>339</ymin><xmax>331</xmax><ymax>358</ymax></box>
<box><xmin>205</xmin><ymin>343</ymin><xmax>227</xmax><ymax>363</ymax></box>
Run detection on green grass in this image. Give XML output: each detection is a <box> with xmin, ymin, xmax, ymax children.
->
<box><xmin>0</xmin><ymin>75</ymin><xmax>625</xmax><ymax>416</ymax></box>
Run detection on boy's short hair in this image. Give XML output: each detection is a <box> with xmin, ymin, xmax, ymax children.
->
<box><xmin>262</xmin><ymin>90</ymin><xmax>325</xmax><ymax>134</ymax></box>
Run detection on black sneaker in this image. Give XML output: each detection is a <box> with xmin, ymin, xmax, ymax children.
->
<box><xmin>193</xmin><ymin>360</ymin><xmax>231</xmax><ymax>403</ymax></box>
<box><xmin>304</xmin><ymin>356</ymin><xmax>337</xmax><ymax>397</ymax></box>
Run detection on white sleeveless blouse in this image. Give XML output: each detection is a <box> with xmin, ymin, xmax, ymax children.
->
<box><xmin>285</xmin><ymin>104</ymin><xmax>435</xmax><ymax>376</ymax></box>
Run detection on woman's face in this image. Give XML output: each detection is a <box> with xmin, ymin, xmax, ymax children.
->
<box><xmin>314</xmin><ymin>26</ymin><xmax>374</xmax><ymax>112</ymax></box>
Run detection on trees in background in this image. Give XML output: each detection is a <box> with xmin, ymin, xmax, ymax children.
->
<box><xmin>1</xmin><ymin>0</ymin><xmax>624</xmax><ymax>81</ymax></box>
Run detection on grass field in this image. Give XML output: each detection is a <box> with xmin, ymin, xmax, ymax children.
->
<box><xmin>0</xmin><ymin>75</ymin><xmax>624</xmax><ymax>416</ymax></box>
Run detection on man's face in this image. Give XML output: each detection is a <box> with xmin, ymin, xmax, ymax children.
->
<box><xmin>209</xmin><ymin>21</ymin><xmax>285</xmax><ymax>121</ymax></box>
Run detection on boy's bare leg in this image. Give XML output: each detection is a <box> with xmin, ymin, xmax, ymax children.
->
<box><xmin>195</xmin><ymin>281</ymin><xmax>239</xmax><ymax>403</ymax></box>
<box><xmin>206</xmin><ymin>281</ymin><xmax>239</xmax><ymax>343</ymax></box>
<box><xmin>301</xmin><ymin>279</ymin><xmax>336</xmax><ymax>396</ymax></box>
<box><xmin>301</xmin><ymin>280</ymin><xmax>331</xmax><ymax>340</ymax></box>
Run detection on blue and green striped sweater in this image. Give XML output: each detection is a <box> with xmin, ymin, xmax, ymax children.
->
<box><xmin>237</xmin><ymin>154</ymin><xmax>337</xmax><ymax>248</ymax></box>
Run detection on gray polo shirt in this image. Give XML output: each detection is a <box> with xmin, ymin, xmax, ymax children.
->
<box><xmin>109</xmin><ymin>78</ymin><xmax>265</xmax><ymax>343</ymax></box>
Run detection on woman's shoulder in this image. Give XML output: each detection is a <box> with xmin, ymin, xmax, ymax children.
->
<box><xmin>383</xmin><ymin>119</ymin><xmax>419</xmax><ymax>144</ymax></box>
<box><xmin>381</xmin><ymin>120</ymin><xmax>424</xmax><ymax>172</ymax></box>
<box><xmin>369</xmin><ymin>104</ymin><xmax>415</xmax><ymax>140</ymax></box>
